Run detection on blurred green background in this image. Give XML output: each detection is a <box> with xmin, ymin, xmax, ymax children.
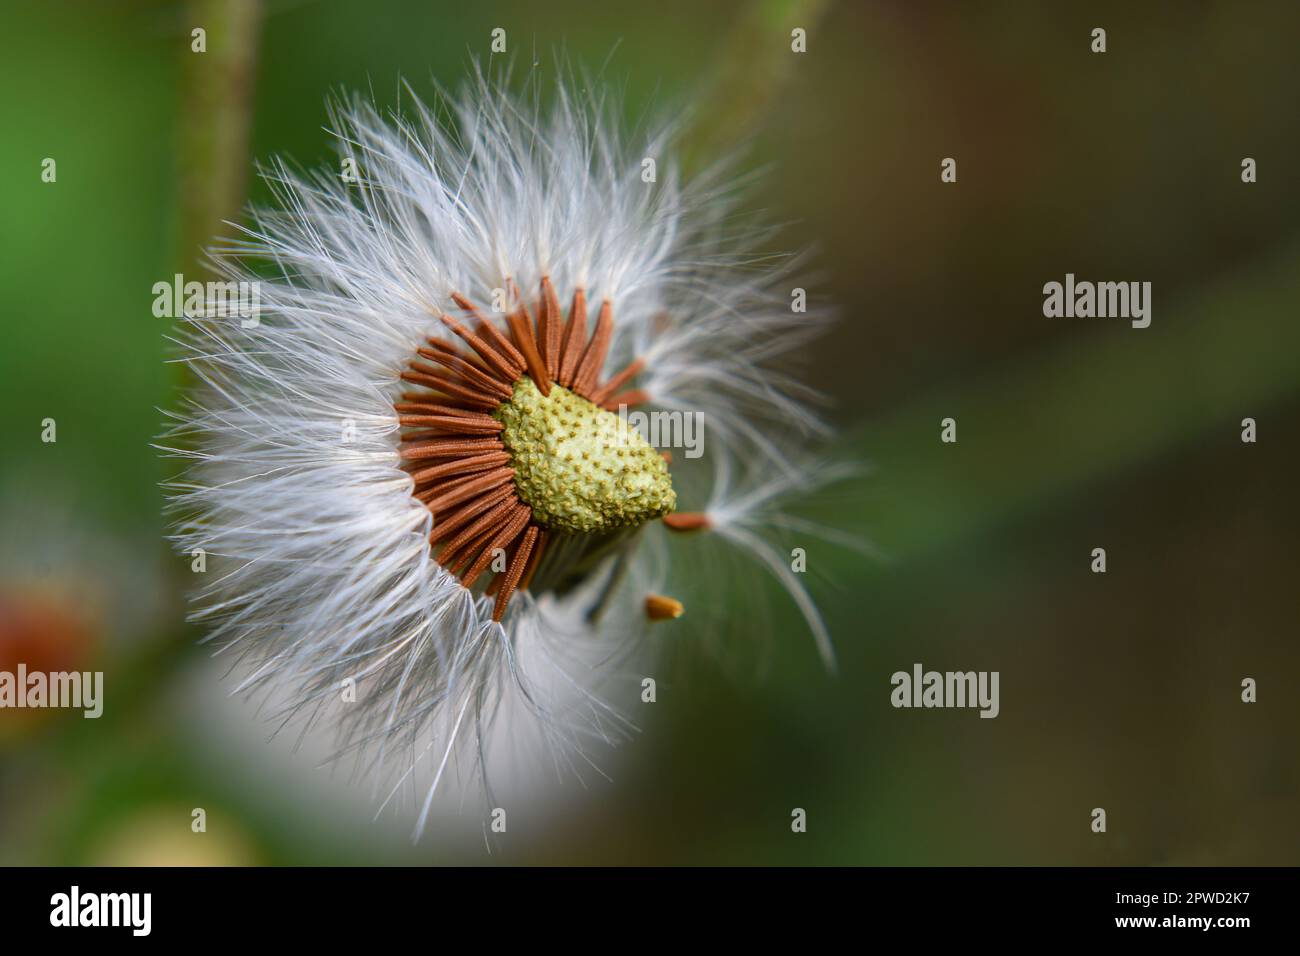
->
<box><xmin>1</xmin><ymin>0</ymin><xmax>1297</xmax><ymax>865</ymax></box>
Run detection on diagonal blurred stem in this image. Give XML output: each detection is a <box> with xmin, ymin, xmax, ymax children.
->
<box><xmin>838</xmin><ymin>240</ymin><xmax>1300</xmax><ymax>566</ymax></box>
<box><xmin>177</xmin><ymin>0</ymin><xmax>262</xmax><ymax>277</ymax></box>
<box><xmin>682</xmin><ymin>0</ymin><xmax>832</xmax><ymax>167</ymax></box>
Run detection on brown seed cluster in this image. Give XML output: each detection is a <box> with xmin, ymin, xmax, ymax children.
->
<box><xmin>397</xmin><ymin>278</ymin><xmax>656</xmax><ymax>621</ymax></box>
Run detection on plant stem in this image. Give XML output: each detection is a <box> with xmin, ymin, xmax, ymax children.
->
<box><xmin>176</xmin><ymin>0</ymin><xmax>261</xmax><ymax>275</ymax></box>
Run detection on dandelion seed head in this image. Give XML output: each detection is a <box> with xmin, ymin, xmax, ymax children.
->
<box><xmin>160</xmin><ymin>62</ymin><xmax>859</xmax><ymax>837</ymax></box>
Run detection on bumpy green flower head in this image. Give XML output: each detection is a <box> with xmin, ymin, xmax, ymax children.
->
<box><xmin>495</xmin><ymin>378</ymin><xmax>676</xmax><ymax>535</ymax></box>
